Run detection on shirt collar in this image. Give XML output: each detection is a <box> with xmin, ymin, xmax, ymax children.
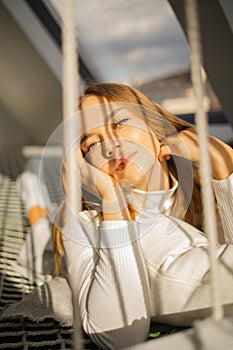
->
<box><xmin>124</xmin><ymin>178</ymin><xmax>178</xmax><ymax>215</ymax></box>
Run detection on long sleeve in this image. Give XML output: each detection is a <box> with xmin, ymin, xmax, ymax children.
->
<box><xmin>62</xmin><ymin>182</ymin><xmax>233</xmax><ymax>349</ymax></box>
<box><xmin>63</xmin><ymin>213</ymin><xmax>151</xmax><ymax>349</ymax></box>
<box><xmin>139</xmin><ymin>214</ymin><xmax>233</xmax><ymax>326</ymax></box>
<box><xmin>212</xmin><ymin>172</ymin><xmax>233</xmax><ymax>242</ymax></box>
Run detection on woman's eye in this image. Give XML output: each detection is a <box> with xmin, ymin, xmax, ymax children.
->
<box><xmin>113</xmin><ymin>118</ymin><xmax>129</xmax><ymax>128</ymax></box>
<box><xmin>87</xmin><ymin>141</ymin><xmax>100</xmax><ymax>152</ymax></box>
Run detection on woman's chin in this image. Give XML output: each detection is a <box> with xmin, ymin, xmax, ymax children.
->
<box><xmin>117</xmin><ymin>168</ymin><xmax>149</xmax><ymax>191</ymax></box>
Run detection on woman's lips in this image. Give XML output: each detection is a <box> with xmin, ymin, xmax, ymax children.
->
<box><xmin>115</xmin><ymin>151</ymin><xmax>137</xmax><ymax>172</ymax></box>
<box><xmin>116</xmin><ymin>159</ymin><xmax>130</xmax><ymax>171</ymax></box>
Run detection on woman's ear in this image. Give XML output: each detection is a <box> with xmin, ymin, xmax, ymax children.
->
<box><xmin>158</xmin><ymin>144</ymin><xmax>171</xmax><ymax>162</ymax></box>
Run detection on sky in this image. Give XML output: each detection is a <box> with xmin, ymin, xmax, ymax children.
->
<box><xmin>51</xmin><ymin>0</ymin><xmax>190</xmax><ymax>85</ymax></box>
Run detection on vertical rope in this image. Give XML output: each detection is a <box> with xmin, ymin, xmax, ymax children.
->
<box><xmin>62</xmin><ymin>0</ymin><xmax>83</xmax><ymax>348</ymax></box>
<box><xmin>62</xmin><ymin>0</ymin><xmax>80</xmax><ymax>214</ymax></box>
<box><xmin>185</xmin><ymin>0</ymin><xmax>223</xmax><ymax>321</ymax></box>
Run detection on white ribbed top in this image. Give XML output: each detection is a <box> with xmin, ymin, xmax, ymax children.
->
<box><xmin>212</xmin><ymin>172</ymin><xmax>233</xmax><ymax>243</ymax></box>
<box><xmin>63</xmin><ymin>173</ymin><xmax>233</xmax><ymax>349</ymax></box>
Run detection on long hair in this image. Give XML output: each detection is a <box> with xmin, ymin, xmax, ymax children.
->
<box><xmin>53</xmin><ymin>82</ymin><xmax>202</xmax><ymax>274</ymax></box>
<box><xmin>81</xmin><ymin>83</ymin><xmax>202</xmax><ymax>224</ymax></box>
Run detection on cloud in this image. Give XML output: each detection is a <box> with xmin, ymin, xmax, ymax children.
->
<box><xmin>51</xmin><ymin>0</ymin><xmax>190</xmax><ymax>84</ymax></box>
<box><xmin>76</xmin><ymin>0</ymin><xmax>169</xmax><ymax>42</ymax></box>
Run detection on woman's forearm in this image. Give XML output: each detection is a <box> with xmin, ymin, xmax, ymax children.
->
<box><xmin>208</xmin><ymin>135</ymin><xmax>233</xmax><ymax>180</ymax></box>
<box><xmin>179</xmin><ymin>128</ymin><xmax>233</xmax><ymax>180</ymax></box>
<box><xmin>64</xmin><ymin>218</ymin><xmax>150</xmax><ymax>349</ymax></box>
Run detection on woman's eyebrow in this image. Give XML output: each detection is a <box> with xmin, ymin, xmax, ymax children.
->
<box><xmin>80</xmin><ymin>108</ymin><xmax>127</xmax><ymax>145</ymax></box>
<box><xmin>109</xmin><ymin>108</ymin><xmax>126</xmax><ymax>119</ymax></box>
<box><xmin>80</xmin><ymin>132</ymin><xmax>95</xmax><ymax>145</ymax></box>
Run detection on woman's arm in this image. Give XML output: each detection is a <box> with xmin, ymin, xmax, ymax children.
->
<box><xmin>178</xmin><ymin>127</ymin><xmax>233</xmax><ymax>180</ymax></box>
<box><xmin>63</xmin><ymin>217</ymin><xmax>151</xmax><ymax>349</ymax></box>
<box><xmin>162</xmin><ymin>127</ymin><xmax>233</xmax><ymax>180</ymax></box>
<box><xmin>179</xmin><ymin>128</ymin><xmax>233</xmax><ymax>241</ymax></box>
<box><xmin>165</xmin><ymin>127</ymin><xmax>233</xmax><ymax>241</ymax></box>
<box><xmin>63</xmin><ymin>150</ymin><xmax>150</xmax><ymax>349</ymax></box>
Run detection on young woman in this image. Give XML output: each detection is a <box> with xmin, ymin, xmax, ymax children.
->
<box><xmin>53</xmin><ymin>83</ymin><xmax>233</xmax><ymax>349</ymax></box>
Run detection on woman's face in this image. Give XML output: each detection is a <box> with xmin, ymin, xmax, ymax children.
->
<box><xmin>79</xmin><ymin>95</ymin><xmax>167</xmax><ymax>191</ymax></box>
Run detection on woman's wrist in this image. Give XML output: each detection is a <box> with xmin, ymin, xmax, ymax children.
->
<box><xmin>102</xmin><ymin>185</ymin><xmax>132</xmax><ymax>221</ymax></box>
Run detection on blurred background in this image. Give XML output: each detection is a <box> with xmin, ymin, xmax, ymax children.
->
<box><xmin>0</xmin><ymin>0</ymin><xmax>233</xmax><ymax>158</ymax></box>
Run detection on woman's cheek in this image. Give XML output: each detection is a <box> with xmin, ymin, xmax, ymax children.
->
<box><xmin>121</xmin><ymin>127</ymin><xmax>157</xmax><ymax>155</ymax></box>
<box><xmin>85</xmin><ymin>148</ymin><xmax>107</xmax><ymax>170</ymax></box>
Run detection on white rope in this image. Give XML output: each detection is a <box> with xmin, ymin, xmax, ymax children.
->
<box><xmin>62</xmin><ymin>0</ymin><xmax>83</xmax><ymax>348</ymax></box>
<box><xmin>62</xmin><ymin>0</ymin><xmax>81</xmax><ymax>214</ymax></box>
<box><xmin>185</xmin><ymin>0</ymin><xmax>224</xmax><ymax>321</ymax></box>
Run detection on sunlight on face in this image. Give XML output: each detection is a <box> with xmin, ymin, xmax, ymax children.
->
<box><xmin>79</xmin><ymin>95</ymin><xmax>169</xmax><ymax>191</ymax></box>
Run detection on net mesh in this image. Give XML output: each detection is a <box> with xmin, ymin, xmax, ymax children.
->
<box><xmin>0</xmin><ymin>151</ymin><xmax>99</xmax><ymax>349</ymax></box>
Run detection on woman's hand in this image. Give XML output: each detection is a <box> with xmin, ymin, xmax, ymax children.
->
<box><xmin>77</xmin><ymin>149</ymin><xmax>131</xmax><ymax>220</ymax></box>
<box><xmin>161</xmin><ymin>127</ymin><xmax>233</xmax><ymax>180</ymax></box>
<box><xmin>78</xmin><ymin>148</ymin><xmax>116</xmax><ymax>200</ymax></box>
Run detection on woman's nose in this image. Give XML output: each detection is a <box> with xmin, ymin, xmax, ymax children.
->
<box><xmin>103</xmin><ymin>139</ymin><xmax>120</xmax><ymax>158</ymax></box>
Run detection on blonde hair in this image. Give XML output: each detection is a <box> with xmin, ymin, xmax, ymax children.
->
<box><xmin>53</xmin><ymin>82</ymin><xmax>202</xmax><ymax>275</ymax></box>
